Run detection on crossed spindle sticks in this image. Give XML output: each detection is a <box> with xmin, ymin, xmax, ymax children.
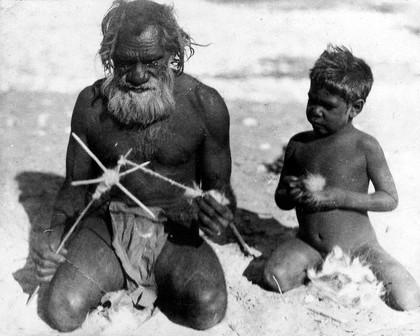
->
<box><xmin>27</xmin><ymin>133</ymin><xmax>156</xmax><ymax>305</ymax></box>
<box><xmin>27</xmin><ymin>132</ymin><xmax>255</xmax><ymax>305</ymax></box>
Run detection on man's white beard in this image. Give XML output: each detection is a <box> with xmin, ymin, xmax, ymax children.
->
<box><xmin>101</xmin><ymin>68</ymin><xmax>175</xmax><ymax>127</ymax></box>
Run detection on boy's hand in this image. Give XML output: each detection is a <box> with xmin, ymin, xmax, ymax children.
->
<box><xmin>196</xmin><ymin>192</ymin><xmax>233</xmax><ymax>237</ymax></box>
<box><xmin>31</xmin><ymin>227</ymin><xmax>67</xmax><ymax>282</ymax></box>
<box><xmin>300</xmin><ymin>187</ymin><xmax>346</xmax><ymax>211</ymax></box>
<box><xmin>284</xmin><ymin>175</ymin><xmax>306</xmax><ymax>202</ymax></box>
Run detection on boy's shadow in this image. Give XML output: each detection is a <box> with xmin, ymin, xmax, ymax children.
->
<box><xmin>230</xmin><ymin>208</ymin><xmax>297</xmax><ymax>287</ymax></box>
<box><xmin>12</xmin><ymin>171</ymin><xmax>64</xmax><ymax>296</ymax></box>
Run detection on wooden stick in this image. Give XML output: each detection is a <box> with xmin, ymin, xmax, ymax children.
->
<box><xmin>71</xmin><ymin>161</ymin><xmax>148</xmax><ymax>186</ymax></box>
<box><xmin>28</xmin><ymin>140</ymin><xmax>156</xmax><ymax>305</ymax></box>
<box><xmin>70</xmin><ymin>137</ymin><xmax>154</xmax><ymax>218</ymax></box>
<box><xmin>72</xmin><ymin>132</ymin><xmax>107</xmax><ymax>172</ymax></box>
<box><xmin>229</xmin><ymin>222</ymin><xmax>255</xmax><ymax>257</ymax></box>
<box><xmin>118</xmin><ymin>161</ymin><xmax>150</xmax><ymax>177</ymax></box>
<box><xmin>27</xmin><ymin>199</ymin><xmax>95</xmax><ymax>305</ymax></box>
<box><xmin>124</xmin><ymin>159</ymin><xmax>202</xmax><ymax>197</ymax></box>
<box><xmin>307</xmin><ymin>307</ymin><xmax>347</xmax><ymax>325</ymax></box>
<box><xmin>71</xmin><ymin>176</ymin><xmax>105</xmax><ymax>186</ymax></box>
<box><xmin>272</xmin><ymin>275</ymin><xmax>286</xmax><ymax>303</ymax></box>
<box><xmin>116</xmin><ymin>182</ymin><xmax>156</xmax><ymax>219</ymax></box>
<box><xmin>123</xmin><ymin>160</ymin><xmax>255</xmax><ymax>257</ymax></box>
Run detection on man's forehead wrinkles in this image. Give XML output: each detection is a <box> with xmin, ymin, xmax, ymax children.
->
<box><xmin>115</xmin><ymin>42</ymin><xmax>165</xmax><ymax>63</ymax></box>
<box><xmin>116</xmin><ymin>29</ymin><xmax>165</xmax><ymax>61</ymax></box>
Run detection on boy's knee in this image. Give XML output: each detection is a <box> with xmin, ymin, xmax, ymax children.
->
<box><xmin>44</xmin><ymin>288</ymin><xmax>90</xmax><ymax>332</ymax></box>
<box><xmin>263</xmin><ymin>264</ymin><xmax>301</xmax><ymax>293</ymax></box>
<box><xmin>384</xmin><ymin>275</ymin><xmax>420</xmax><ymax>311</ymax></box>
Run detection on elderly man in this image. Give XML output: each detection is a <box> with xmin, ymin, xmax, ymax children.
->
<box><xmin>32</xmin><ymin>0</ymin><xmax>236</xmax><ymax>331</ymax></box>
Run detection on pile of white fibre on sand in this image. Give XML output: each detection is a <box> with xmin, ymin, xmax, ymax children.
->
<box><xmin>308</xmin><ymin>246</ymin><xmax>384</xmax><ymax>308</ymax></box>
<box><xmin>81</xmin><ymin>290</ymin><xmax>155</xmax><ymax>336</ymax></box>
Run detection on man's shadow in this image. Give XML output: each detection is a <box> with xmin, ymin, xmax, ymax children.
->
<box><xmin>12</xmin><ymin>171</ymin><xmax>64</xmax><ymax>297</ymax></box>
<box><xmin>230</xmin><ymin>209</ymin><xmax>297</xmax><ymax>287</ymax></box>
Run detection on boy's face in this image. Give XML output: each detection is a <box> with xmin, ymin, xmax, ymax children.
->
<box><xmin>306</xmin><ymin>84</ymin><xmax>353</xmax><ymax>135</ymax></box>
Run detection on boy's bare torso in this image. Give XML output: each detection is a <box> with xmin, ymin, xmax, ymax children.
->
<box><xmin>289</xmin><ymin>125</ymin><xmax>378</xmax><ymax>253</ymax></box>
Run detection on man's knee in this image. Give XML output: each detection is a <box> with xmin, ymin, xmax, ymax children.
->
<box><xmin>43</xmin><ymin>287</ymin><xmax>91</xmax><ymax>332</ymax></box>
<box><xmin>191</xmin><ymin>286</ymin><xmax>227</xmax><ymax>330</ymax></box>
<box><xmin>181</xmin><ymin>286</ymin><xmax>227</xmax><ymax>330</ymax></box>
<box><xmin>158</xmin><ymin>282</ymin><xmax>227</xmax><ymax>330</ymax></box>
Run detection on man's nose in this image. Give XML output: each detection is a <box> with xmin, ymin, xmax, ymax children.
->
<box><xmin>126</xmin><ymin>63</ymin><xmax>150</xmax><ymax>86</ymax></box>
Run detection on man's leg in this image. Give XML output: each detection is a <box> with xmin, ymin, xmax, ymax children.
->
<box><xmin>355</xmin><ymin>243</ymin><xmax>420</xmax><ymax>311</ymax></box>
<box><xmin>154</xmin><ymin>234</ymin><xmax>227</xmax><ymax>330</ymax></box>
<box><xmin>263</xmin><ymin>238</ymin><xmax>323</xmax><ymax>292</ymax></box>
<box><xmin>42</xmin><ymin>215</ymin><xmax>125</xmax><ymax>332</ymax></box>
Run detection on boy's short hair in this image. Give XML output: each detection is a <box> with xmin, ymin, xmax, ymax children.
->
<box><xmin>309</xmin><ymin>44</ymin><xmax>373</xmax><ymax>103</ymax></box>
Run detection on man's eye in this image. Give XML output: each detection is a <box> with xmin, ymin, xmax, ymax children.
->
<box><xmin>113</xmin><ymin>61</ymin><xmax>130</xmax><ymax>71</ymax></box>
<box><xmin>117</xmin><ymin>64</ymin><xmax>130</xmax><ymax>70</ymax></box>
<box><xmin>146</xmin><ymin>60</ymin><xmax>159</xmax><ymax>68</ymax></box>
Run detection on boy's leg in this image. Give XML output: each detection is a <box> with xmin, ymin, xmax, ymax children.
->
<box><xmin>263</xmin><ymin>238</ymin><xmax>323</xmax><ymax>292</ymax></box>
<box><xmin>42</xmin><ymin>215</ymin><xmax>125</xmax><ymax>332</ymax></box>
<box><xmin>154</xmin><ymin>234</ymin><xmax>227</xmax><ymax>331</ymax></box>
<box><xmin>355</xmin><ymin>243</ymin><xmax>420</xmax><ymax>311</ymax></box>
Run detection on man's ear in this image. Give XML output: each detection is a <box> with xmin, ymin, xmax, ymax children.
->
<box><xmin>349</xmin><ymin>99</ymin><xmax>364</xmax><ymax>118</ymax></box>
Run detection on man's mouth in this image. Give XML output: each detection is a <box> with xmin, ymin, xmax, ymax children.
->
<box><xmin>118</xmin><ymin>78</ymin><xmax>155</xmax><ymax>93</ymax></box>
<box><xmin>121</xmin><ymin>84</ymin><xmax>155</xmax><ymax>93</ymax></box>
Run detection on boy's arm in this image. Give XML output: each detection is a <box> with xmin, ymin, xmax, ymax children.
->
<box><xmin>310</xmin><ymin>137</ymin><xmax>398</xmax><ymax>212</ymax></box>
<box><xmin>342</xmin><ymin>137</ymin><xmax>398</xmax><ymax>211</ymax></box>
<box><xmin>275</xmin><ymin>139</ymin><xmax>301</xmax><ymax>210</ymax></box>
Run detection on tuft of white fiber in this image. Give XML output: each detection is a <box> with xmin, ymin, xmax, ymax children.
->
<box><xmin>102</xmin><ymin>169</ymin><xmax>120</xmax><ymax>188</ymax></box>
<box><xmin>302</xmin><ymin>173</ymin><xmax>326</xmax><ymax>193</ymax></box>
<box><xmin>206</xmin><ymin>189</ymin><xmax>230</xmax><ymax>206</ymax></box>
<box><xmin>81</xmin><ymin>290</ymin><xmax>154</xmax><ymax>336</ymax></box>
<box><xmin>307</xmin><ymin>246</ymin><xmax>384</xmax><ymax>308</ymax></box>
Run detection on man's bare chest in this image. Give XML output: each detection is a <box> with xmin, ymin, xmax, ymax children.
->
<box><xmin>87</xmin><ymin>113</ymin><xmax>205</xmax><ymax>168</ymax></box>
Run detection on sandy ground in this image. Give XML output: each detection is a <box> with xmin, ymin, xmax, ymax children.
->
<box><xmin>1</xmin><ymin>0</ymin><xmax>420</xmax><ymax>335</ymax></box>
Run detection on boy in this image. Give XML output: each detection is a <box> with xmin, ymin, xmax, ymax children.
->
<box><xmin>263</xmin><ymin>45</ymin><xmax>420</xmax><ymax>311</ymax></box>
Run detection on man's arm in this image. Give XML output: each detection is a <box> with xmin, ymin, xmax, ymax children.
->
<box><xmin>195</xmin><ymin>84</ymin><xmax>236</xmax><ymax>236</ymax></box>
<box><xmin>32</xmin><ymin>87</ymin><xmax>95</xmax><ymax>282</ymax></box>
<box><xmin>52</xmin><ymin>87</ymin><xmax>96</xmax><ymax>227</ymax></box>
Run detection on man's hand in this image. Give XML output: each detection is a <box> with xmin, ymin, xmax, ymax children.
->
<box><xmin>196</xmin><ymin>191</ymin><xmax>234</xmax><ymax>237</ymax></box>
<box><xmin>31</xmin><ymin>227</ymin><xmax>67</xmax><ymax>283</ymax></box>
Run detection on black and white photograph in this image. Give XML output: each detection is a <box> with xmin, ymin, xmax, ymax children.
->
<box><xmin>1</xmin><ymin>0</ymin><xmax>420</xmax><ymax>335</ymax></box>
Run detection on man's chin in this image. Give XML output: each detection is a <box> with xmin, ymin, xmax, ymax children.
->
<box><xmin>103</xmin><ymin>74</ymin><xmax>175</xmax><ymax>127</ymax></box>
